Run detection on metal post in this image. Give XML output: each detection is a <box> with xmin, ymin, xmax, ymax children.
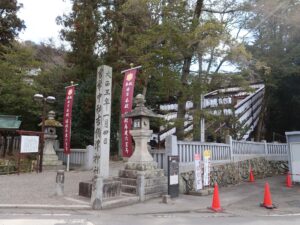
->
<box><xmin>226</xmin><ymin>135</ymin><xmax>233</xmax><ymax>161</ymax></box>
<box><xmin>39</xmin><ymin>100</ymin><xmax>46</xmax><ymax>172</ymax></box>
<box><xmin>200</xmin><ymin>94</ymin><xmax>205</xmax><ymax>142</ymax></box>
<box><xmin>67</xmin><ymin>154</ymin><xmax>70</xmax><ymax>171</ymax></box>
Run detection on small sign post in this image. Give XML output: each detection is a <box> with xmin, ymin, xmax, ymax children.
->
<box><xmin>203</xmin><ymin>149</ymin><xmax>212</xmax><ymax>187</ymax></box>
<box><xmin>168</xmin><ymin>155</ymin><xmax>179</xmax><ymax>198</ymax></box>
<box><xmin>194</xmin><ymin>153</ymin><xmax>203</xmax><ymax>191</ymax></box>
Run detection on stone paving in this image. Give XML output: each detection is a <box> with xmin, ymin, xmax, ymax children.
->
<box><xmin>1</xmin><ymin>161</ymin><xmax>300</xmax><ymax>218</ymax></box>
<box><xmin>0</xmin><ymin>161</ymin><xmax>123</xmax><ymax>206</ymax></box>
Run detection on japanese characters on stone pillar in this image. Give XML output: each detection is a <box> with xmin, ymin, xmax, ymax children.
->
<box><xmin>93</xmin><ymin>65</ymin><xmax>112</xmax><ymax>179</ymax></box>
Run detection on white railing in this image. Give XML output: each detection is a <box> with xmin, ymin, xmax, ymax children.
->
<box><xmin>267</xmin><ymin>143</ymin><xmax>287</xmax><ymax>155</ymax></box>
<box><xmin>151</xmin><ymin>135</ymin><xmax>288</xmax><ymax>173</ymax></box>
<box><xmin>266</xmin><ymin>143</ymin><xmax>288</xmax><ymax>161</ymax></box>
<box><xmin>55</xmin><ymin>145</ymin><xmax>93</xmax><ymax>169</ymax></box>
<box><xmin>149</xmin><ymin>149</ymin><xmax>166</xmax><ymax>171</ymax></box>
<box><xmin>177</xmin><ymin>141</ymin><xmax>231</xmax><ymax>163</ymax></box>
<box><xmin>232</xmin><ymin>140</ymin><xmax>265</xmax><ymax>155</ymax></box>
<box><xmin>53</xmin><ymin>136</ymin><xmax>288</xmax><ymax>173</ymax></box>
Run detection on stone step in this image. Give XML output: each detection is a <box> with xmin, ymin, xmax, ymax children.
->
<box><xmin>102</xmin><ymin>195</ymin><xmax>139</xmax><ymax>209</ymax></box>
<box><xmin>144</xmin><ymin>184</ymin><xmax>167</xmax><ymax>195</ymax></box>
<box><xmin>144</xmin><ymin>177</ymin><xmax>167</xmax><ymax>187</ymax></box>
<box><xmin>119</xmin><ymin>169</ymin><xmax>165</xmax><ymax>179</ymax></box>
<box><xmin>42</xmin><ymin>165</ymin><xmax>66</xmax><ymax>171</ymax></box>
<box><xmin>119</xmin><ymin>177</ymin><xmax>137</xmax><ymax>186</ymax></box>
<box><xmin>119</xmin><ymin>176</ymin><xmax>167</xmax><ymax>186</ymax></box>
<box><xmin>121</xmin><ymin>184</ymin><xmax>137</xmax><ymax>194</ymax></box>
<box><xmin>144</xmin><ymin>192</ymin><xmax>166</xmax><ymax>201</ymax></box>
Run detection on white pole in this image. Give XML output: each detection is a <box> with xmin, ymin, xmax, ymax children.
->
<box><xmin>67</xmin><ymin>154</ymin><xmax>70</xmax><ymax>172</ymax></box>
<box><xmin>200</xmin><ymin>94</ymin><xmax>205</xmax><ymax>142</ymax></box>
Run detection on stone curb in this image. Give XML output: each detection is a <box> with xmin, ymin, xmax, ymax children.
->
<box><xmin>0</xmin><ymin>204</ymin><xmax>91</xmax><ymax>210</ymax></box>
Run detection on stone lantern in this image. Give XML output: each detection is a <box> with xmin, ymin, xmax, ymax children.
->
<box><xmin>39</xmin><ymin>111</ymin><xmax>63</xmax><ymax>169</ymax></box>
<box><xmin>125</xmin><ymin>94</ymin><xmax>159</xmax><ymax>165</ymax></box>
<box><xmin>119</xmin><ymin>94</ymin><xmax>167</xmax><ymax>201</ymax></box>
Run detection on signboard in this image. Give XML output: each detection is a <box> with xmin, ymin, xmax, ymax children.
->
<box><xmin>20</xmin><ymin>135</ymin><xmax>39</xmax><ymax>153</ymax></box>
<box><xmin>63</xmin><ymin>85</ymin><xmax>75</xmax><ymax>154</ymax></box>
<box><xmin>121</xmin><ymin>68</ymin><xmax>138</xmax><ymax>157</ymax></box>
<box><xmin>194</xmin><ymin>153</ymin><xmax>203</xmax><ymax>190</ymax></box>
<box><xmin>93</xmin><ymin>65</ymin><xmax>112</xmax><ymax>179</ymax></box>
<box><xmin>168</xmin><ymin>156</ymin><xmax>179</xmax><ymax>198</ymax></box>
<box><xmin>203</xmin><ymin>149</ymin><xmax>211</xmax><ymax>186</ymax></box>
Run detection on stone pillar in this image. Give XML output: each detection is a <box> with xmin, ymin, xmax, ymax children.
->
<box><xmin>43</xmin><ymin>133</ymin><xmax>63</xmax><ymax>168</ymax></box>
<box><xmin>128</xmin><ymin>129</ymin><xmax>154</xmax><ymax>163</ymax></box>
<box><xmin>137</xmin><ymin>172</ymin><xmax>145</xmax><ymax>202</ymax></box>
<box><xmin>89</xmin><ymin>65</ymin><xmax>121</xmax><ymax>209</ymax></box>
<box><xmin>55</xmin><ymin>170</ymin><xmax>64</xmax><ymax>196</ymax></box>
<box><xmin>91</xmin><ymin>175</ymin><xmax>103</xmax><ymax>210</ymax></box>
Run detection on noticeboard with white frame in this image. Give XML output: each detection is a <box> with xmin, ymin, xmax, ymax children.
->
<box><xmin>20</xmin><ymin>135</ymin><xmax>40</xmax><ymax>153</ymax></box>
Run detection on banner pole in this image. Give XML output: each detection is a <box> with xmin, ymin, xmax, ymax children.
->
<box><xmin>67</xmin><ymin>154</ymin><xmax>70</xmax><ymax>171</ymax></box>
<box><xmin>120</xmin><ymin>65</ymin><xmax>141</xmax><ymax>158</ymax></box>
<box><xmin>63</xmin><ymin>81</ymin><xmax>78</xmax><ymax>172</ymax></box>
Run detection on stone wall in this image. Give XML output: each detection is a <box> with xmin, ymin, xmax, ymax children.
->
<box><xmin>179</xmin><ymin>157</ymin><xmax>288</xmax><ymax>193</ymax></box>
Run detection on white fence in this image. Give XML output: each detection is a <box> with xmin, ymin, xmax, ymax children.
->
<box><xmin>54</xmin><ymin>136</ymin><xmax>288</xmax><ymax>172</ymax></box>
<box><xmin>150</xmin><ymin>135</ymin><xmax>288</xmax><ymax>173</ymax></box>
<box><xmin>55</xmin><ymin>145</ymin><xmax>93</xmax><ymax>170</ymax></box>
<box><xmin>177</xmin><ymin>141</ymin><xmax>231</xmax><ymax>163</ymax></box>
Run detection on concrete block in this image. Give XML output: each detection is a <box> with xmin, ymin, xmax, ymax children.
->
<box><xmin>79</xmin><ymin>179</ymin><xmax>122</xmax><ymax>199</ymax></box>
<box><xmin>162</xmin><ymin>195</ymin><xmax>171</xmax><ymax>204</ymax></box>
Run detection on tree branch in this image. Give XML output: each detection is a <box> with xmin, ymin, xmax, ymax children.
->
<box><xmin>194</xmin><ymin>0</ymin><xmax>204</xmax><ymax>19</ymax></box>
<box><xmin>203</xmin><ymin>8</ymin><xmax>240</xmax><ymax>14</ymax></box>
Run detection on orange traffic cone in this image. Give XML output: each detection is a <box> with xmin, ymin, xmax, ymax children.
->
<box><xmin>249</xmin><ymin>167</ymin><xmax>255</xmax><ymax>182</ymax></box>
<box><xmin>260</xmin><ymin>182</ymin><xmax>276</xmax><ymax>209</ymax></box>
<box><xmin>209</xmin><ymin>183</ymin><xmax>223</xmax><ymax>212</ymax></box>
<box><xmin>286</xmin><ymin>171</ymin><xmax>292</xmax><ymax>188</ymax></box>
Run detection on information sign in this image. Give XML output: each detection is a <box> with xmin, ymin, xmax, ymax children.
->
<box><xmin>20</xmin><ymin>135</ymin><xmax>39</xmax><ymax>153</ymax></box>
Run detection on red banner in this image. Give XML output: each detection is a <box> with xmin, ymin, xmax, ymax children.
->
<box><xmin>121</xmin><ymin>68</ymin><xmax>138</xmax><ymax>157</ymax></box>
<box><xmin>63</xmin><ymin>86</ymin><xmax>75</xmax><ymax>154</ymax></box>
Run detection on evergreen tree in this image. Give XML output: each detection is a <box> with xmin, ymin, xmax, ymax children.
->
<box><xmin>0</xmin><ymin>42</ymin><xmax>40</xmax><ymax>130</ymax></box>
<box><xmin>0</xmin><ymin>0</ymin><xmax>25</xmax><ymax>49</ymax></box>
<box><xmin>247</xmin><ymin>0</ymin><xmax>300</xmax><ymax>141</ymax></box>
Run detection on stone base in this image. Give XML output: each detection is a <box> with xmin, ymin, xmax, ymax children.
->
<box><xmin>125</xmin><ymin>161</ymin><xmax>158</xmax><ymax>171</ymax></box>
<box><xmin>79</xmin><ymin>178</ymin><xmax>121</xmax><ymax>199</ymax></box>
<box><xmin>119</xmin><ymin>162</ymin><xmax>167</xmax><ymax>199</ymax></box>
<box><xmin>43</xmin><ymin>154</ymin><xmax>63</xmax><ymax>168</ymax></box>
<box><xmin>189</xmin><ymin>188</ymin><xmax>214</xmax><ymax>196</ymax></box>
<box><xmin>42</xmin><ymin>164</ymin><xmax>66</xmax><ymax>171</ymax></box>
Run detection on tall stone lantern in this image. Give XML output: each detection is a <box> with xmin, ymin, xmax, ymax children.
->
<box><xmin>39</xmin><ymin>111</ymin><xmax>63</xmax><ymax>169</ymax></box>
<box><xmin>119</xmin><ymin>94</ymin><xmax>167</xmax><ymax>201</ymax></box>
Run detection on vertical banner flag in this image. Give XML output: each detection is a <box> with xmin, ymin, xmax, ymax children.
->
<box><xmin>63</xmin><ymin>85</ymin><xmax>75</xmax><ymax>154</ymax></box>
<box><xmin>121</xmin><ymin>68</ymin><xmax>138</xmax><ymax>157</ymax></box>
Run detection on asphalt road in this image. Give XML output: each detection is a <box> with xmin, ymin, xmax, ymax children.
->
<box><xmin>1</xmin><ymin>165</ymin><xmax>300</xmax><ymax>225</ymax></box>
<box><xmin>0</xmin><ymin>208</ymin><xmax>300</xmax><ymax>225</ymax></box>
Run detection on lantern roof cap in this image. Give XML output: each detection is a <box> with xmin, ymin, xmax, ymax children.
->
<box><xmin>124</xmin><ymin>94</ymin><xmax>160</xmax><ymax>119</ymax></box>
<box><xmin>38</xmin><ymin>111</ymin><xmax>63</xmax><ymax>127</ymax></box>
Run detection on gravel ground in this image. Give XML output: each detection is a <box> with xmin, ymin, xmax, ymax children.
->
<box><xmin>0</xmin><ymin>161</ymin><xmax>124</xmax><ymax>205</ymax></box>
